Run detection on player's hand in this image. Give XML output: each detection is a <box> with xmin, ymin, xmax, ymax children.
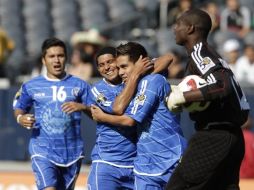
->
<box><xmin>132</xmin><ymin>56</ymin><xmax>154</xmax><ymax>77</ymax></box>
<box><xmin>166</xmin><ymin>85</ymin><xmax>186</xmax><ymax>112</ymax></box>
<box><xmin>62</xmin><ymin>102</ymin><xmax>84</xmax><ymax>114</ymax></box>
<box><xmin>157</xmin><ymin>53</ymin><xmax>174</xmax><ymax>66</ymax></box>
<box><xmin>18</xmin><ymin>114</ymin><xmax>35</xmax><ymax>129</ymax></box>
<box><xmin>91</xmin><ymin>104</ymin><xmax>105</xmax><ymax>122</ymax></box>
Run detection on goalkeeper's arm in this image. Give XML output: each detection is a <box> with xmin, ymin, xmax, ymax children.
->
<box><xmin>166</xmin><ymin>86</ymin><xmax>204</xmax><ymax>112</ymax></box>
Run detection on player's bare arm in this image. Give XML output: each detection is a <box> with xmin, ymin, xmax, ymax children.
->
<box><xmin>167</xmin><ymin>69</ymin><xmax>235</xmax><ymax>112</ymax></box>
<box><xmin>152</xmin><ymin>53</ymin><xmax>174</xmax><ymax>74</ymax></box>
<box><xmin>113</xmin><ymin>54</ymin><xmax>174</xmax><ymax>115</ymax></box>
<box><xmin>113</xmin><ymin>56</ymin><xmax>153</xmax><ymax>115</ymax></box>
<box><xmin>14</xmin><ymin>109</ymin><xmax>35</xmax><ymax>129</ymax></box>
<box><xmin>91</xmin><ymin>104</ymin><xmax>136</xmax><ymax>127</ymax></box>
<box><xmin>183</xmin><ymin>70</ymin><xmax>232</xmax><ymax>104</ymax></box>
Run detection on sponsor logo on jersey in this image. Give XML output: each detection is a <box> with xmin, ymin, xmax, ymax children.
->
<box><xmin>198</xmin><ymin>81</ymin><xmax>208</xmax><ymax>88</ymax></box>
<box><xmin>34</xmin><ymin>92</ymin><xmax>45</xmax><ymax>98</ymax></box>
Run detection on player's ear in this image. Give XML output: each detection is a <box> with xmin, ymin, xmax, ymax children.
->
<box><xmin>42</xmin><ymin>57</ymin><xmax>45</xmax><ymax>65</ymax></box>
<box><xmin>187</xmin><ymin>24</ymin><xmax>195</xmax><ymax>34</ymax></box>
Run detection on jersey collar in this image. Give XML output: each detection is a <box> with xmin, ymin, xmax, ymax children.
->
<box><xmin>44</xmin><ymin>74</ymin><xmax>69</xmax><ymax>81</ymax></box>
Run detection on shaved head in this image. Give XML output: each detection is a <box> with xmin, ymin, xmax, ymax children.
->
<box><xmin>178</xmin><ymin>9</ymin><xmax>212</xmax><ymax>39</ymax></box>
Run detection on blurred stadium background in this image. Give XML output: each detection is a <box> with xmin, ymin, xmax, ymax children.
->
<box><xmin>0</xmin><ymin>0</ymin><xmax>254</xmax><ymax>189</ymax></box>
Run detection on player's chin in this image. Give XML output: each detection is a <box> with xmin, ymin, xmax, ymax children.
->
<box><xmin>54</xmin><ymin>70</ymin><xmax>64</xmax><ymax>76</ymax></box>
<box><xmin>53</xmin><ymin>68</ymin><xmax>61</xmax><ymax>72</ymax></box>
<box><xmin>176</xmin><ymin>40</ymin><xmax>185</xmax><ymax>46</ymax></box>
<box><xmin>109</xmin><ymin>72</ymin><xmax>118</xmax><ymax>80</ymax></box>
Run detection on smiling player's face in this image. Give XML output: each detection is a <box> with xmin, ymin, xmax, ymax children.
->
<box><xmin>42</xmin><ymin>46</ymin><xmax>66</xmax><ymax>79</ymax></box>
<box><xmin>116</xmin><ymin>55</ymin><xmax>135</xmax><ymax>83</ymax></box>
<box><xmin>97</xmin><ymin>54</ymin><xmax>121</xmax><ymax>84</ymax></box>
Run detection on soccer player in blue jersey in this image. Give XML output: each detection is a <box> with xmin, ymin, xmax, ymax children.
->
<box><xmin>91</xmin><ymin>42</ymin><xmax>187</xmax><ymax>190</ymax></box>
<box><xmin>13</xmin><ymin>38</ymin><xmax>91</xmax><ymax>190</ymax></box>
<box><xmin>87</xmin><ymin>46</ymin><xmax>173</xmax><ymax>190</ymax></box>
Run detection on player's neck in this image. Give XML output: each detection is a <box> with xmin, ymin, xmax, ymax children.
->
<box><xmin>107</xmin><ymin>75</ymin><xmax>122</xmax><ymax>84</ymax></box>
<box><xmin>46</xmin><ymin>72</ymin><xmax>67</xmax><ymax>80</ymax></box>
<box><xmin>103</xmin><ymin>77</ymin><xmax>122</xmax><ymax>86</ymax></box>
<box><xmin>186</xmin><ymin>38</ymin><xmax>207</xmax><ymax>54</ymax></box>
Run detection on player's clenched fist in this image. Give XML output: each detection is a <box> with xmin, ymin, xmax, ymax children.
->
<box><xmin>17</xmin><ymin>114</ymin><xmax>35</xmax><ymax>129</ymax></box>
<box><xmin>91</xmin><ymin>104</ymin><xmax>105</xmax><ymax>122</ymax></box>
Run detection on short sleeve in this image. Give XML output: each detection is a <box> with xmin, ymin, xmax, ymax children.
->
<box><xmin>13</xmin><ymin>84</ymin><xmax>33</xmax><ymax>112</ymax></box>
<box><xmin>125</xmin><ymin>75</ymin><xmax>169</xmax><ymax>123</ymax></box>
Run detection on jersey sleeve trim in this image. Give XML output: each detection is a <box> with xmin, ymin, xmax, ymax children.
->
<box><xmin>191</xmin><ymin>42</ymin><xmax>216</xmax><ymax>74</ymax></box>
<box><xmin>91</xmin><ymin>86</ymin><xmax>112</xmax><ymax>106</ymax></box>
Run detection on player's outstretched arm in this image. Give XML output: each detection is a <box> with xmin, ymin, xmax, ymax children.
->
<box><xmin>152</xmin><ymin>53</ymin><xmax>174</xmax><ymax>74</ymax></box>
<box><xmin>113</xmin><ymin>56</ymin><xmax>153</xmax><ymax>115</ymax></box>
<box><xmin>14</xmin><ymin>109</ymin><xmax>35</xmax><ymax>129</ymax></box>
<box><xmin>91</xmin><ymin>104</ymin><xmax>136</xmax><ymax>127</ymax></box>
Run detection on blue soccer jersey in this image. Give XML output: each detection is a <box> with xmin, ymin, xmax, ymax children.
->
<box><xmin>89</xmin><ymin>78</ymin><xmax>137</xmax><ymax>167</ymax></box>
<box><xmin>125</xmin><ymin>74</ymin><xmax>187</xmax><ymax>176</ymax></box>
<box><xmin>13</xmin><ymin>75</ymin><xmax>90</xmax><ymax>166</ymax></box>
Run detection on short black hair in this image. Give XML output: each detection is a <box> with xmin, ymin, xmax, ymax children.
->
<box><xmin>116</xmin><ymin>42</ymin><xmax>147</xmax><ymax>63</ymax></box>
<box><xmin>180</xmin><ymin>9</ymin><xmax>212</xmax><ymax>39</ymax></box>
<box><xmin>95</xmin><ymin>46</ymin><xmax>116</xmax><ymax>65</ymax></box>
<box><xmin>41</xmin><ymin>37</ymin><xmax>67</xmax><ymax>58</ymax></box>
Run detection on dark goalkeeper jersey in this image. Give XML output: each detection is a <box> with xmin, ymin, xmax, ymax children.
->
<box><xmin>186</xmin><ymin>42</ymin><xmax>250</xmax><ymax>129</ymax></box>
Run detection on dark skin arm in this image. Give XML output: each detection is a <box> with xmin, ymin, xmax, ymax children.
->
<box><xmin>183</xmin><ymin>70</ymin><xmax>232</xmax><ymax>103</ymax></box>
<box><xmin>113</xmin><ymin>53</ymin><xmax>174</xmax><ymax>115</ymax></box>
<box><xmin>183</xmin><ymin>89</ymin><xmax>204</xmax><ymax>103</ymax></box>
<box><xmin>91</xmin><ymin>104</ymin><xmax>136</xmax><ymax>127</ymax></box>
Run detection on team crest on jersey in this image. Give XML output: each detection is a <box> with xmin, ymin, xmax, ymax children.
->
<box><xmin>198</xmin><ymin>57</ymin><xmax>215</xmax><ymax>74</ymax></box>
<box><xmin>96</xmin><ymin>93</ymin><xmax>107</xmax><ymax>103</ymax></box>
<box><xmin>72</xmin><ymin>87</ymin><xmax>80</xmax><ymax>97</ymax></box>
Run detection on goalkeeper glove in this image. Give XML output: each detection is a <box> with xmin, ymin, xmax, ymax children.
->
<box><xmin>166</xmin><ymin>85</ymin><xmax>186</xmax><ymax>112</ymax></box>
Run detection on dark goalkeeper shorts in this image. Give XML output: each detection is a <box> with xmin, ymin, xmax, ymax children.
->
<box><xmin>166</xmin><ymin>127</ymin><xmax>244</xmax><ymax>190</ymax></box>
